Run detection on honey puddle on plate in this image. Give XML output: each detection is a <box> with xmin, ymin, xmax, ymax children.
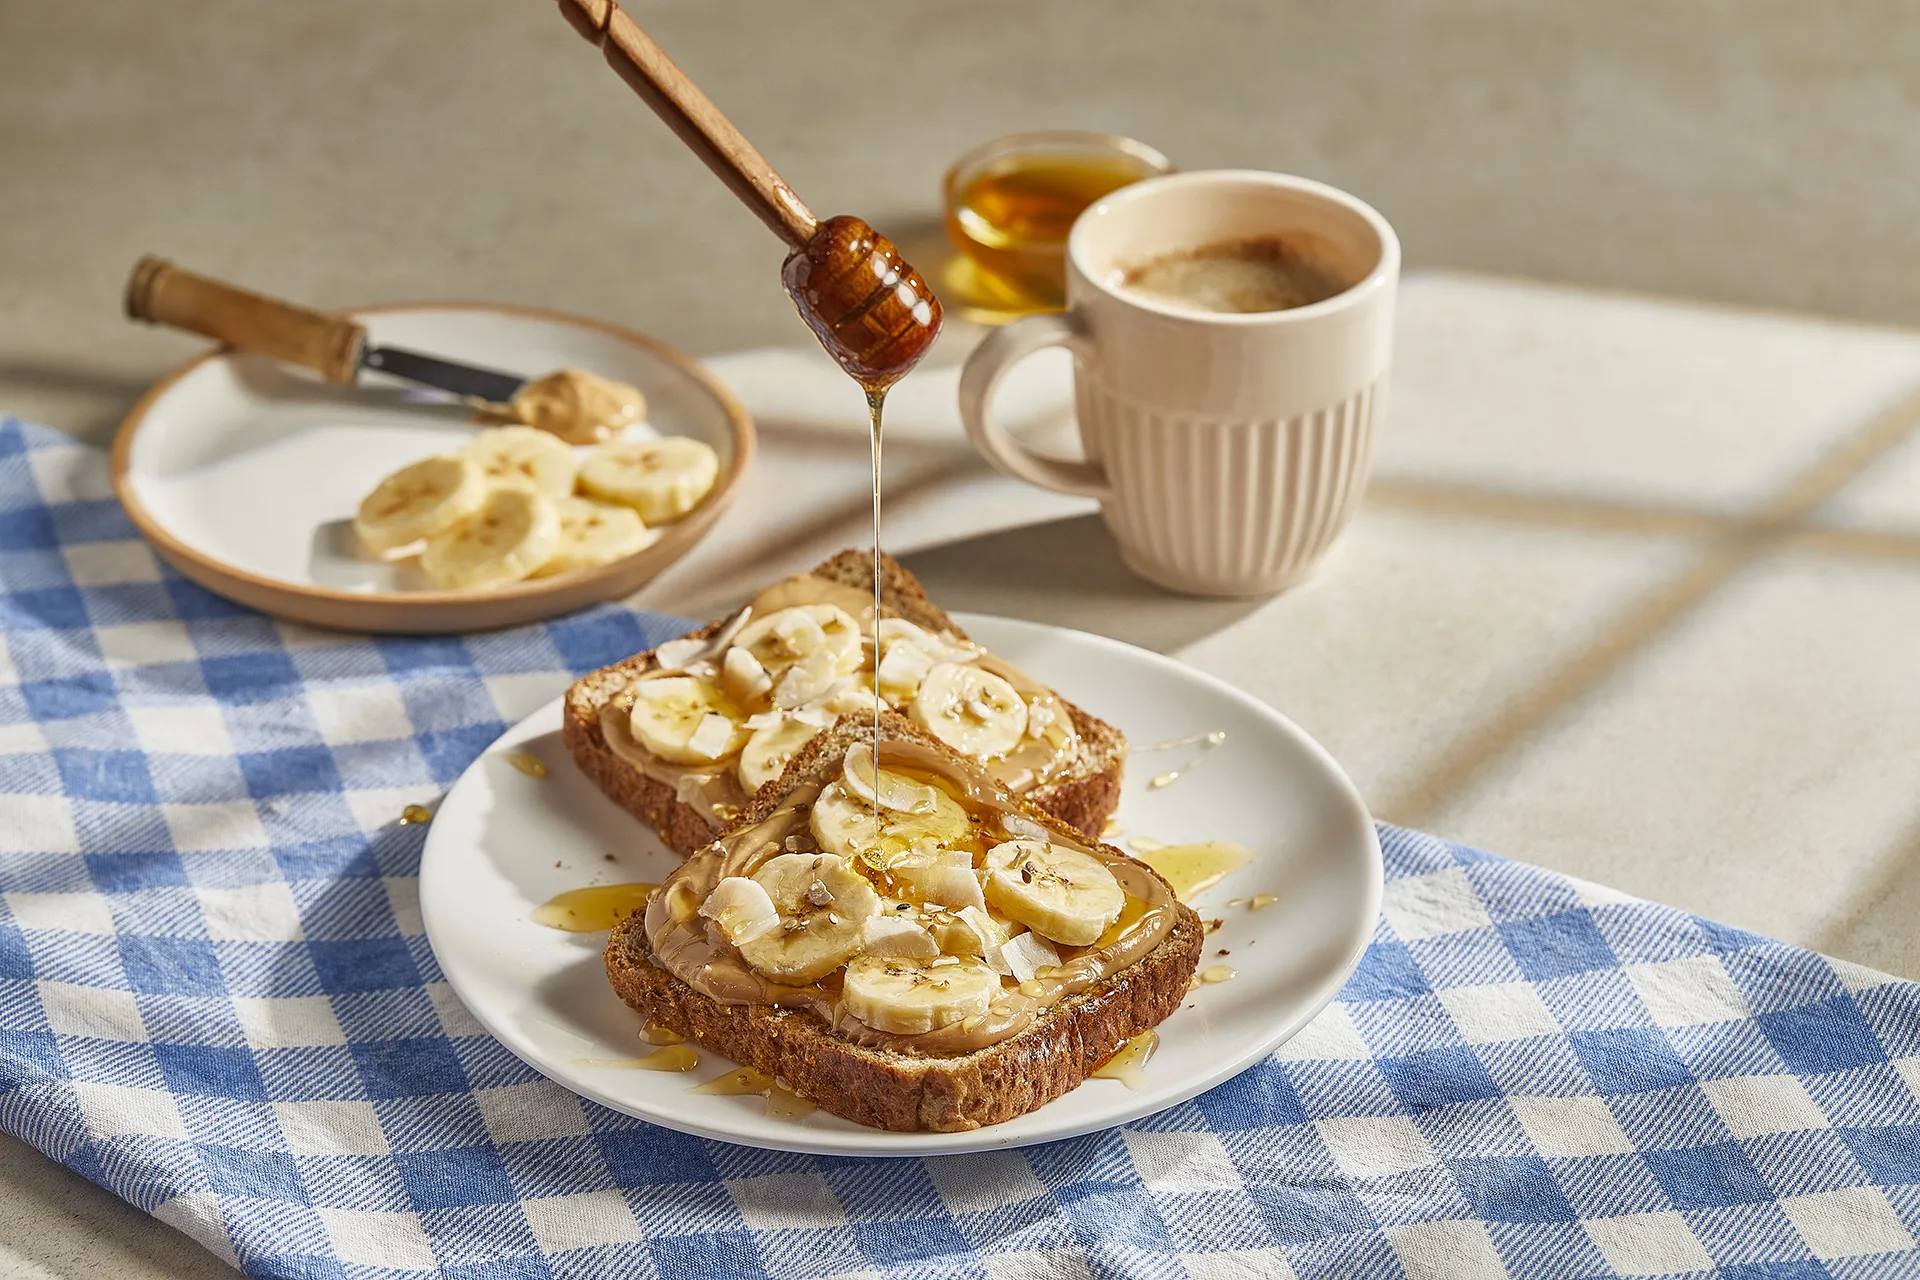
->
<box><xmin>574</xmin><ymin>1044</ymin><xmax>698</xmax><ymax>1072</ymax></box>
<box><xmin>692</xmin><ymin>1066</ymin><xmax>816</xmax><ymax>1120</ymax></box>
<box><xmin>532</xmin><ymin>882</ymin><xmax>657</xmax><ymax>932</ymax></box>
<box><xmin>1135</xmin><ymin>842</ymin><xmax>1251</xmax><ymax>903</ymax></box>
<box><xmin>1092</xmin><ymin>1029</ymin><xmax>1160</xmax><ymax>1090</ymax></box>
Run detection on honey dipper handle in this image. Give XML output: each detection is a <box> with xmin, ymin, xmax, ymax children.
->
<box><xmin>558</xmin><ymin>0</ymin><xmax>818</xmax><ymax>247</ymax></box>
<box><xmin>124</xmin><ymin>256</ymin><xmax>366</xmax><ymax>384</ymax></box>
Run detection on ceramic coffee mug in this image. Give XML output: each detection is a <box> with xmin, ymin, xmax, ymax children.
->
<box><xmin>958</xmin><ymin>170</ymin><xmax>1399</xmax><ymax>596</ymax></box>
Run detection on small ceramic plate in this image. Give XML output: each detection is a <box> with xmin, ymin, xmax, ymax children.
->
<box><xmin>112</xmin><ymin>304</ymin><xmax>754</xmax><ymax>634</ymax></box>
<box><xmin>419</xmin><ymin>615</ymin><xmax>1382</xmax><ymax>1156</ymax></box>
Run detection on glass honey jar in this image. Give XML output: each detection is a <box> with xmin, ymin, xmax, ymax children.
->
<box><xmin>943</xmin><ymin>131</ymin><xmax>1173</xmax><ymax>311</ymax></box>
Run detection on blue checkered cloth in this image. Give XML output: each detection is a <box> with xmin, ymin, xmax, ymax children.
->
<box><xmin>0</xmin><ymin>418</ymin><xmax>1916</xmax><ymax>1279</ymax></box>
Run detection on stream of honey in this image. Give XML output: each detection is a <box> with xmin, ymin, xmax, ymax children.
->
<box><xmin>866</xmin><ymin>387</ymin><xmax>885</xmax><ymax>829</ymax></box>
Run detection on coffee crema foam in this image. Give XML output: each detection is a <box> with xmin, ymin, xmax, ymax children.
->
<box><xmin>1115</xmin><ymin>235</ymin><xmax>1349</xmax><ymax>314</ymax></box>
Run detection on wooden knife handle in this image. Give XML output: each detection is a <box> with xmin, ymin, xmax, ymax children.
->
<box><xmin>557</xmin><ymin>0</ymin><xmax>817</xmax><ymax>248</ymax></box>
<box><xmin>124</xmin><ymin>256</ymin><xmax>366</xmax><ymax>384</ymax></box>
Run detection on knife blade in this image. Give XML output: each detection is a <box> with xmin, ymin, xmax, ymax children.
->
<box><xmin>358</xmin><ymin>345</ymin><xmax>526</xmax><ymax>405</ymax></box>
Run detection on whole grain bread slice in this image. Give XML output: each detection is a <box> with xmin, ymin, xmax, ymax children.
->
<box><xmin>564</xmin><ymin>549</ymin><xmax>1125</xmax><ymax>858</ymax></box>
<box><xmin>603</xmin><ymin>713</ymin><xmax>1202</xmax><ymax>1132</ymax></box>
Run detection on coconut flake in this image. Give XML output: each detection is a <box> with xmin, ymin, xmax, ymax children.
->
<box><xmin>651</xmin><ymin>637</ymin><xmax>708</xmax><ymax>673</ymax></box>
<box><xmin>685</xmin><ymin>713</ymin><xmax>736</xmax><ymax>762</ymax></box>
<box><xmin>877</xmin><ymin>641</ymin><xmax>936</xmax><ymax>697</ymax></box>
<box><xmin>653</xmin><ymin>606</ymin><xmax>752</xmax><ymax>673</ymax></box>
<box><xmin>790</xmin><ymin>703</ymin><xmax>835</xmax><ymax>729</ymax></box>
<box><xmin>722</xmin><ymin>646</ymin><xmax>772</xmax><ymax>702</ymax></box>
<box><xmin>772</xmin><ymin>647</ymin><xmax>838</xmax><ymax>709</ymax></box>
<box><xmin>875</xmin><ymin>618</ymin><xmax>935</xmax><ymax>648</ymax></box>
<box><xmin>700</xmin><ymin>876</ymin><xmax>779</xmax><ymax>944</ymax></box>
<box><xmin>861</xmin><ymin>915</ymin><xmax>938</xmax><ymax>959</ymax></box>
<box><xmin>956</xmin><ymin>906</ymin><xmax>1011</xmax><ymax>974</ymax></box>
<box><xmin>1000</xmin><ymin>931</ymin><xmax>1061</xmax><ymax>984</ymax></box>
<box><xmin>674</xmin><ymin>772</ymin><xmax>715</xmax><ymax>803</ymax></box>
<box><xmin>1000</xmin><ymin>813</ymin><xmax>1052</xmax><ymax>844</ymax></box>
<box><xmin>635</xmin><ymin>675</ymin><xmax>694</xmax><ymax>701</ymax></box>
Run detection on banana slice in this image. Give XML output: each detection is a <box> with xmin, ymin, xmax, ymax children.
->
<box><xmin>983</xmin><ymin>840</ymin><xmax>1124</xmax><ymax>946</ymax></box>
<box><xmin>460</xmin><ymin>425</ymin><xmax>580</xmax><ymax>498</ymax></box>
<box><xmin>843</xmin><ymin>745</ymin><xmax>939</xmax><ymax>814</ymax></box>
<box><xmin>911</xmin><ymin>663</ymin><xmax>1028</xmax><ymax>759</ymax></box>
<box><xmin>736</xmin><ymin>853</ymin><xmax>880</xmax><ymax>984</ymax></box>
<box><xmin>628</xmin><ymin>672</ymin><xmax>749</xmax><ymax>765</ymax></box>
<box><xmin>578</xmin><ymin>436</ymin><xmax>720</xmax><ymax>525</ymax></box>
<box><xmin>811</xmin><ymin>776</ymin><xmax>969</xmax><ymax>867</ymax></box>
<box><xmin>419</xmin><ymin>487</ymin><xmax>560</xmax><ymax>590</ymax></box>
<box><xmin>700</xmin><ymin>876</ymin><xmax>780</xmax><ymax>946</ymax></box>
<box><xmin>733</xmin><ymin>606</ymin><xmax>862</xmax><ymax>679</ymax></box>
<box><xmin>842</xmin><ymin>954</ymin><xmax>1000</xmax><ymax>1035</ymax></box>
<box><xmin>533</xmin><ymin>496</ymin><xmax>658</xmax><ymax>577</ymax></box>
<box><xmin>354</xmin><ymin>454</ymin><xmax>488</xmax><ymax>556</ymax></box>
<box><xmin>736</xmin><ymin>716</ymin><xmax>818</xmax><ymax>792</ymax></box>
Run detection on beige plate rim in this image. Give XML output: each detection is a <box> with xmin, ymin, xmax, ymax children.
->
<box><xmin>110</xmin><ymin>301</ymin><xmax>756</xmax><ymax>635</ymax></box>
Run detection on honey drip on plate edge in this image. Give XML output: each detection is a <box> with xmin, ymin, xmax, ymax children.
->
<box><xmin>532</xmin><ymin>882</ymin><xmax>657</xmax><ymax>932</ymax></box>
<box><xmin>692</xmin><ymin>1066</ymin><xmax>817</xmax><ymax>1120</ymax></box>
<box><xmin>1092</xmin><ymin>1029</ymin><xmax>1159</xmax><ymax>1090</ymax></box>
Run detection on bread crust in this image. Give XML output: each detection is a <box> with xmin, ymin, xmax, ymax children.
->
<box><xmin>602</xmin><ymin>714</ymin><xmax>1202</xmax><ymax>1132</ymax></box>
<box><xmin>563</xmin><ymin>550</ymin><xmax>1125</xmax><ymax>858</ymax></box>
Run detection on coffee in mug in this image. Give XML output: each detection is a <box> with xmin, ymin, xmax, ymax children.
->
<box><xmin>1116</xmin><ymin>235</ymin><xmax>1350</xmax><ymax>314</ymax></box>
<box><xmin>958</xmin><ymin>170</ymin><xmax>1399</xmax><ymax>597</ymax></box>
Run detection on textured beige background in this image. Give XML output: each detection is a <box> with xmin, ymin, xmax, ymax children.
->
<box><xmin>3</xmin><ymin>1</ymin><xmax>1919</xmax><ymax>1275</ymax></box>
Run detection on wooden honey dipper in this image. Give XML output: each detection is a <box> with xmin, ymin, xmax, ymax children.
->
<box><xmin>558</xmin><ymin>0</ymin><xmax>942</xmax><ymax>390</ymax></box>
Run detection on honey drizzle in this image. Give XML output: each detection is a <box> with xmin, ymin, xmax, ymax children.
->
<box><xmin>690</xmin><ymin>1065</ymin><xmax>815</xmax><ymax>1119</ymax></box>
<box><xmin>866</xmin><ymin>387</ymin><xmax>885</xmax><ymax>844</ymax></box>
<box><xmin>1141</xmin><ymin>730</ymin><xmax>1227</xmax><ymax>791</ymax></box>
<box><xmin>1092</xmin><ymin>1029</ymin><xmax>1159</xmax><ymax>1090</ymax></box>
<box><xmin>531</xmin><ymin>882</ymin><xmax>658</xmax><ymax>932</ymax></box>
<box><xmin>574</xmin><ymin>1044</ymin><xmax>698</xmax><ymax>1071</ymax></box>
<box><xmin>1134</xmin><ymin>842</ymin><xmax>1252</xmax><ymax>904</ymax></box>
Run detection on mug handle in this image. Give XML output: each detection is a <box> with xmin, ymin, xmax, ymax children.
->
<box><xmin>957</xmin><ymin>311</ymin><xmax>1111</xmax><ymax>499</ymax></box>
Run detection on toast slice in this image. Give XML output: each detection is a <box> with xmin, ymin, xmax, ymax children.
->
<box><xmin>604</xmin><ymin>713</ymin><xmax>1202</xmax><ymax>1132</ymax></box>
<box><xmin>565</xmin><ymin>549</ymin><xmax>1125</xmax><ymax>858</ymax></box>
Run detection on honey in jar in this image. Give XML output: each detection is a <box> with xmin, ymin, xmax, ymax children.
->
<box><xmin>944</xmin><ymin>131</ymin><xmax>1172</xmax><ymax>310</ymax></box>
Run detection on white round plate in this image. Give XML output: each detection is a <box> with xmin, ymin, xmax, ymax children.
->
<box><xmin>113</xmin><ymin>303</ymin><xmax>753</xmax><ymax>634</ymax></box>
<box><xmin>420</xmin><ymin>614</ymin><xmax>1382</xmax><ymax>1156</ymax></box>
